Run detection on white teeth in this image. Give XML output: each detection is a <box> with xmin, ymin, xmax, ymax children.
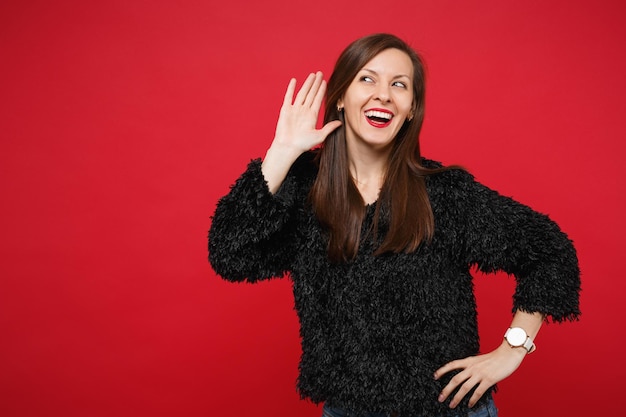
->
<box><xmin>365</xmin><ymin>110</ymin><xmax>393</xmax><ymax>120</ymax></box>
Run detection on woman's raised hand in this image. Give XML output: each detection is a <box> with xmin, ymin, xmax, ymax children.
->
<box><xmin>262</xmin><ymin>72</ymin><xmax>342</xmax><ymax>194</ymax></box>
<box><xmin>273</xmin><ymin>71</ymin><xmax>342</xmax><ymax>157</ymax></box>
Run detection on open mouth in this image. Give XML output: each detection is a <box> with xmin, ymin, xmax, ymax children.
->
<box><xmin>365</xmin><ymin>109</ymin><xmax>393</xmax><ymax>128</ymax></box>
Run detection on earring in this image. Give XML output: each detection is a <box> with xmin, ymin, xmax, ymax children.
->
<box><xmin>337</xmin><ymin>104</ymin><xmax>343</xmax><ymax>112</ymax></box>
<box><xmin>408</xmin><ymin>112</ymin><xmax>414</xmax><ymax>121</ymax></box>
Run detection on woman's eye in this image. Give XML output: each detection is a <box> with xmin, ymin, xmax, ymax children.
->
<box><xmin>393</xmin><ymin>81</ymin><xmax>407</xmax><ymax>88</ymax></box>
<box><xmin>360</xmin><ymin>76</ymin><xmax>374</xmax><ymax>83</ymax></box>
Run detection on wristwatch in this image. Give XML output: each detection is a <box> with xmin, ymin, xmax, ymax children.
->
<box><xmin>504</xmin><ymin>327</ymin><xmax>536</xmax><ymax>353</ymax></box>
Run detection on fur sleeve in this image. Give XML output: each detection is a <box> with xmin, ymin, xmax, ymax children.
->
<box><xmin>454</xmin><ymin>170</ymin><xmax>581</xmax><ymax>322</ymax></box>
<box><xmin>208</xmin><ymin>158</ymin><xmax>300</xmax><ymax>283</ymax></box>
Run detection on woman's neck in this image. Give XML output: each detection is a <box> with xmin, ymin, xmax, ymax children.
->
<box><xmin>347</xmin><ymin>146</ymin><xmax>389</xmax><ymax>205</ymax></box>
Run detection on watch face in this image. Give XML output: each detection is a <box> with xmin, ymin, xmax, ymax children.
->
<box><xmin>507</xmin><ymin>327</ymin><xmax>527</xmax><ymax>346</ymax></box>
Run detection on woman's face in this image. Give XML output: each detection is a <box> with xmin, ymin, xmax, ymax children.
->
<box><xmin>338</xmin><ymin>48</ymin><xmax>414</xmax><ymax>152</ymax></box>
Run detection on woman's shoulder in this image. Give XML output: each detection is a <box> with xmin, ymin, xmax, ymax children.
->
<box><xmin>420</xmin><ymin>157</ymin><xmax>443</xmax><ymax>169</ymax></box>
<box><xmin>421</xmin><ymin>157</ymin><xmax>475</xmax><ymax>187</ymax></box>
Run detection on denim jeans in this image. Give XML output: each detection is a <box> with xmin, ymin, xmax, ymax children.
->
<box><xmin>321</xmin><ymin>397</ymin><xmax>498</xmax><ymax>417</ymax></box>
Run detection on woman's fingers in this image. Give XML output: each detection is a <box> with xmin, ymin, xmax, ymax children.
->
<box><xmin>444</xmin><ymin>375</ymin><xmax>490</xmax><ymax>409</ymax></box>
<box><xmin>435</xmin><ymin>356</ymin><xmax>488</xmax><ymax>408</ymax></box>
<box><xmin>434</xmin><ymin>343</ymin><xmax>526</xmax><ymax>409</ymax></box>
<box><xmin>448</xmin><ymin>373</ymin><xmax>479</xmax><ymax>408</ymax></box>
<box><xmin>466</xmin><ymin>381</ymin><xmax>490</xmax><ymax>408</ymax></box>
<box><xmin>434</xmin><ymin>358</ymin><xmax>465</xmax><ymax>381</ymax></box>
<box><xmin>293</xmin><ymin>72</ymin><xmax>317</xmax><ymax>105</ymax></box>
<box><xmin>311</xmin><ymin>78</ymin><xmax>327</xmax><ymax>113</ymax></box>
<box><xmin>282</xmin><ymin>78</ymin><xmax>297</xmax><ymax>107</ymax></box>
<box><xmin>303</xmin><ymin>72</ymin><xmax>324</xmax><ymax>107</ymax></box>
<box><xmin>435</xmin><ymin>360</ymin><xmax>471</xmax><ymax>405</ymax></box>
<box><xmin>289</xmin><ymin>72</ymin><xmax>326</xmax><ymax>108</ymax></box>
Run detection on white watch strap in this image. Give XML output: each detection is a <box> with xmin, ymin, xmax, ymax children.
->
<box><xmin>523</xmin><ymin>336</ymin><xmax>535</xmax><ymax>352</ymax></box>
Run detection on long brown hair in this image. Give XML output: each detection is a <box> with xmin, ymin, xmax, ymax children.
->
<box><xmin>310</xmin><ymin>33</ymin><xmax>450</xmax><ymax>263</ymax></box>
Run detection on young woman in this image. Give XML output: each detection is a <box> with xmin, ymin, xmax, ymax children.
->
<box><xmin>208</xmin><ymin>33</ymin><xmax>580</xmax><ymax>417</ymax></box>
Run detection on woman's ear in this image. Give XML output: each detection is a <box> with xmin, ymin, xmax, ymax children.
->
<box><xmin>408</xmin><ymin>102</ymin><xmax>417</xmax><ymax>121</ymax></box>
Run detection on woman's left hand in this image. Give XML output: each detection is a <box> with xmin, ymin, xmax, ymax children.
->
<box><xmin>433</xmin><ymin>341</ymin><xmax>527</xmax><ymax>409</ymax></box>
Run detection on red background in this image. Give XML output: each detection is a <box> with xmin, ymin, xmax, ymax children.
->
<box><xmin>1</xmin><ymin>1</ymin><xmax>624</xmax><ymax>416</ymax></box>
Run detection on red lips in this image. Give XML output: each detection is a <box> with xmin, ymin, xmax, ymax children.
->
<box><xmin>364</xmin><ymin>108</ymin><xmax>394</xmax><ymax>128</ymax></box>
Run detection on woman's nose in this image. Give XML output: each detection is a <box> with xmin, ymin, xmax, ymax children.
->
<box><xmin>375</xmin><ymin>84</ymin><xmax>391</xmax><ymax>102</ymax></box>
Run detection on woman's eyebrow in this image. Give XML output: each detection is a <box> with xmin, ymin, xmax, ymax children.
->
<box><xmin>361</xmin><ymin>68</ymin><xmax>411</xmax><ymax>79</ymax></box>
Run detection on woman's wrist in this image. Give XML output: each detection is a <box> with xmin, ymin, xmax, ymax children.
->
<box><xmin>498</xmin><ymin>338</ymin><xmax>529</xmax><ymax>359</ymax></box>
<box><xmin>261</xmin><ymin>144</ymin><xmax>303</xmax><ymax>194</ymax></box>
<box><xmin>264</xmin><ymin>142</ymin><xmax>303</xmax><ymax>165</ymax></box>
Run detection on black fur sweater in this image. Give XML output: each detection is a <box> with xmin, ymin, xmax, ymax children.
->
<box><xmin>208</xmin><ymin>152</ymin><xmax>580</xmax><ymax>416</ymax></box>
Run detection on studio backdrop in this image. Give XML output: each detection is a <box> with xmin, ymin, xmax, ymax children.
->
<box><xmin>1</xmin><ymin>1</ymin><xmax>624</xmax><ymax>416</ymax></box>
